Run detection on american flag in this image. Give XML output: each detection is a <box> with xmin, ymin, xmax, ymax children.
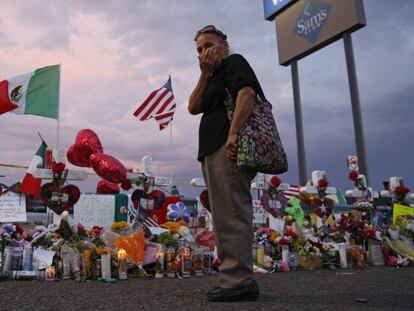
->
<box><xmin>143</xmin><ymin>215</ymin><xmax>161</xmax><ymax>229</ymax></box>
<box><xmin>283</xmin><ymin>185</ymin><xmax>301</xmax><ymax>200</ymax></box>
<box><xmin>133</xmin><ymin>76</ymin><xmax>176</xmax><ymax>130</ymax></box>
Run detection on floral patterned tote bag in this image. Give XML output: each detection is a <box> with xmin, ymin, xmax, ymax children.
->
<box><xmin>224</xmin><ymin>90</ymin><xmax>288</xmax><ymax>175</ymax></box>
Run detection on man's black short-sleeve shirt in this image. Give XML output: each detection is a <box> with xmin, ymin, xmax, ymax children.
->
<box><xmin>197</xmin><ymin>54</ymin><xmax>264</xmax><ymax>162</ymax></box>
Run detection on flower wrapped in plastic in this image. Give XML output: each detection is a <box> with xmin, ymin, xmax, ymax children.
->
<box><xmin>114</xmin><ymin>230</ymin><xmax>147</xmax><ymax>278</ymax></box>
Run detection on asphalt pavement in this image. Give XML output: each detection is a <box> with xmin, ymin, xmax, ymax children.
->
<box><xmin>1</xmin><ymin>267</ymin><xmax>413</xmax><ymax>311</ymax></box>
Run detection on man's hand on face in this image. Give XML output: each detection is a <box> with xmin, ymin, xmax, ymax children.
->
<box><xmin>199</xmin><ymin>47</ymin><xmax>221</xmax><ymax>74</ymax></box>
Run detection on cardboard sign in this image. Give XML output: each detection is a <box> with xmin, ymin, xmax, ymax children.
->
<box><xmin>252</xmin><ymin>200</ymin><xmax>267</xmax><ymax>224</ymax></box>
<box><xmin>0</xmin><ymin>192</ymin><xmax>27</xmax><ymax>222</ymax></box>
<box><xmin>269</xmin><ymin>214</ymin><xmax>285</xmax><ymax>233</ymax></box>
<box><xmin>74</xmin><ymin>194</ymin><xmax>115</xmax><ymax>229</ymax></box>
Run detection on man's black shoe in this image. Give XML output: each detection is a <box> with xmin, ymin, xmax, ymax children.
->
<box><xmin>207</xmin><ymin>279</ymin><xmax>260</xmax><ymax>302</ymax></box>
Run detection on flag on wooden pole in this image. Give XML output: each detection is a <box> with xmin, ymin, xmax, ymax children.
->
<box><xmin>133</xmin><ymin>76</ymin><xmax>176</xmax><ymax>130</ymax></box>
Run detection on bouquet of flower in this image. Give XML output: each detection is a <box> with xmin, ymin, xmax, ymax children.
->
<box><xmin>353</xmin><ymin>201</ymin><xmax>374</xmax><ymax>222</ymax></box>
<box><xmin>298</xmin><ymin>241</ymin><xmax>322</xmax><ymax>259</ymax></box>
<box><xmin>256</xmin><ymin>227</ymin><xmax>273</xmax><ymax>245</ymax></box>
<box><xmin>321</xmin><ymin>244</ymin><xmax>339</xmax><ymax>268</ymax></box>
<box><xmin>348</xmin><ymin>218</ymin><xmax>366</xmax><ymax>245</ymax></box>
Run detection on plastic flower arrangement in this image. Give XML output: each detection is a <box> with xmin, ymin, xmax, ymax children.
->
<box><xmin>275</xmin><ymin>236</ymin><xmax>290</xmax><ymax>246</ymax></box>
<box><xmin>348</xmin><ymin>217</ymin><xmax>366</xmax><ymax>245</ymax></box>
<box><xmin>161</xmin><ymin>220</ymin><xmax>187</xmax><ymax>234</ymax></box>
<box><xmin>361</xmin><ymin>225</ymin><xmax>376</xmax><ymax>241</ymax></box>
<box><xmin>1</xmin><ymin>223</ymin><xmax>34</xmax><ymax>252</ymax></box>
<box><xmin>353</xmin><ymin>201</ymin><xmax>374</xmax><ymax>211</ymax></box>
<box><xmin>321</xmin><ymin>244</ymin><xmax>339</xmax><ymax>268</ymax></box>
<box><xmin>167</xmin><ymin>202</ymin><xmax>190</xmax><ymax>224</ymax></box>
<box><xmin>157</xmin><ymin>231</ymin><xmax>179</xmax><ymax>248</ymax></box>
<box><xmin>298</xmin><ymin>241</ymin><xmax>322</xmax><ymax>259</ymax></box>
<box><xmin>270</xmin><ymin>230</ymin><xmax>280</xmax><ymax>243</ymax></box>
<box><xmin>256</xmin><ymin>227</ymin><xmax>272</xmax><ymax>245</ymax></box>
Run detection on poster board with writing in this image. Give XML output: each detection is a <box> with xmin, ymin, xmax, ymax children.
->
<box><xmin>252</xmin><ymin>200</ymin><xmax>267</xmax><ymax>224</ymax></box>
<box><xmin>74</xmin><ymin>194</ymin><xmax>115</xmax><ymax>229</ymax></box>
<box><xmin>0</xmin><ymin>192</ymin><xmax>27</xmax><ymax>222</ymax></box>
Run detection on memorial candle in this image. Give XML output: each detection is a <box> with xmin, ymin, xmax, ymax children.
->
<box><xmin>117</xmin><ymin>249</ymin><xmax>127</xmax><ymax>280</ymax></box>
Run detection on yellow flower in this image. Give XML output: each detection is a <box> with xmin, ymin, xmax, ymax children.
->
<box><xmin>270</xmin><ymin>231</ymin><xmax>279</xmax><ymax>242</ymax></box>
<box><xmin>111</xmin><ymin>221</ymin><xmax>128</xmax><ymax>232</ymax></box>
<box><xmin>161</xmin><ymin>220</ymin><xmax>186</xmax><ymax>234</ymax></box>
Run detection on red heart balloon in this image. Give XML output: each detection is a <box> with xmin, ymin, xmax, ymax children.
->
<box><xmin>67</xmin><ymin>145</ymin><xmax>85</xmax><ymax>167</ymax></box>
<box><xmin>97</xmin><ymin>180</ymin><xmax>120</xmax><ymax>194</ymax></box>
<box><xmin>90</xmin><ymin>153</ymin><xmax>126</xmax><ymax>184</ymax></box>
<box><xmin>67</xmin><ymin>129</ymin><xmax>103</xmax><ymax>167</ymax></box>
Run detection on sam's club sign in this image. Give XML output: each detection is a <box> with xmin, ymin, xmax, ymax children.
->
<box><xmin>293</xmin><ymin>0</ymin><xmax>332</xmax><ymax>43</ymax></box>
<box><xmin>263</xmin><ymin>0</ymin><xmax>297</xmax><ymax>20</ymax></box>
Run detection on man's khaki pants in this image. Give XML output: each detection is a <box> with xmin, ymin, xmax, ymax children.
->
<box><xmin>202</xmin><ymin>144</ymin><xmax>256</xmax><ymax>288</ymax></box>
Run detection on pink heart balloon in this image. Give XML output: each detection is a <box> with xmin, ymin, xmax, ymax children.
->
<box><xmin>67</xmin><ymin>129</ymin><xmax>103</xmax><ymax>167</ymax></box>
<box><xmin>90</xmin><ymin>153</ymin><xmax>127</xmax><ymax>184</ymax></box>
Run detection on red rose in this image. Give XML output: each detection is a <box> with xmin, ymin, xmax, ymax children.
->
<box><xmin>277</xmin><ymin>237</ymin><xmax>290</xmax><ymax>245</ymax></box>
<box><xmin>395</xmin><ymin>186</ymin><xmax>410</xmax><ymax>195</ymax></box>
<box><xmin>311</xmin><ymin>198</ymin><xmax>322</xmax><ymax>208</ymax></box>
<box><xmin>14</xmin><ymin>223</ymin><xmax>24</xmax><ymax>235</ymax></box>
<box><xmin>318</xmin><ymin>179</ymin><xmax>329</xmax><ymax>188</ymax></box>
<box><xmin>286</xmin><ymin>229</ymin><xmax>297</xmax><ymax>239</ymax></box>
<box><xmin>212</xmin><ymin>258</ymin><xmax>222</xmax><ymax>269</ymax></box>
<box><xmin>92</xmin><ymin>226</ymin><xmax>103</xmax><ymax>235</ymax></box>
<box><xmin>348</xmin><ymin>170</ymin><xmax>358</xmax><ymax>181</ymax></box>
<box><xmin>270</xmin><ymin>176</ymin><xmax>282</xmax><ymax>187</ymax></box>
<box><xmin>121</xmin><ymin>179</ymin><xmax>132</xmax><ymax>191</ymax></box>
<box><xmin>52</xmin><ymin>162</ymin><xmax>66</xmax><ymax>173</ymax></box>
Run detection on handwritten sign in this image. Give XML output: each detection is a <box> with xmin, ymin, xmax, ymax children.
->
<box><xmin>252</xmin><ymin>200</ymin><xmax>267</xmax><ymax>224</ymax></box>
<box><xmin>0</xmin><ymin>192</ymin><xmax>27</xmax><ymax>222</ymax></box>
<box><xmin>74</xmin><ymin>194</ymin><xmax>115</xmax><ymax>229</ymax></box>
<box><xmin>33</xmin><ymin>168</ymin><xmax>87</xmax><ymax>180</ymax></box>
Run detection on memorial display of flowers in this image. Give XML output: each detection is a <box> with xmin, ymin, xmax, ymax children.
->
<box><xmin>2</xmin><ymin>166</ymin><xmax>414</xmax><ymax>283</ymax></box>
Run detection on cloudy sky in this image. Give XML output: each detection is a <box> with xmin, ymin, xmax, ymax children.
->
<box><xmin>0</xmin><ymin>0</ymin><xmax>413</xmax><ymax>197</ymax></box>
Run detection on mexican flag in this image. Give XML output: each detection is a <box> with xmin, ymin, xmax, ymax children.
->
<box><xmin>19</xmin><ymin>141</ymin><xmax>47</xmax><ymax>198</ymax></box>
<box><xmin>0</xmin><ymin>65</ymin><xmax>60</xmax><ymax>119</ymax></box>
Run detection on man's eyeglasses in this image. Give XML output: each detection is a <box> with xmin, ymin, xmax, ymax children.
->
<box><xmin>194</xmin><ymin>25</ymin><xmax>227</xmax><ymax>41</ymax></box>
